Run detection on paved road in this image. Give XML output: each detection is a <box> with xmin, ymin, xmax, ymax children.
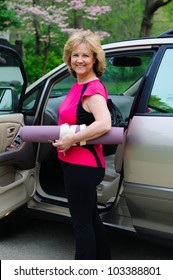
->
<box><xmin>0</xmin><ymin>218</ymin><xmax>173</xmax><ymax>260</ymax></box>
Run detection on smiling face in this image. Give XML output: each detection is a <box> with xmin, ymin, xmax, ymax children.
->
<box><xmin>70</xmin><ymin>43</ymin><xmax>96</xmax><ymax>83</ymax></box>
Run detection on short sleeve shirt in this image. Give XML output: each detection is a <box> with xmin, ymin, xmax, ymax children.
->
<box><xmin>58</xmin><ymin>79</ymin><xmax>108</xmax><ymax>167</ymax></box>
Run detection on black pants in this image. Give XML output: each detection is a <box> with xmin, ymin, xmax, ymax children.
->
<box><xmin>61</xmin><ymin>161</ymin><xmax>111</xmax><ymax>260</ymax></box>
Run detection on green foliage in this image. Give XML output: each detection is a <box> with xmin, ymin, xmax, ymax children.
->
<box><xmin>45</xmin><ymin>51</ymin><xmax>63</xmax><ymax>74</ymax></box>
<box><xmin>149</xmin><ymin>95</ymin><xmax>173</xmax><ymax>113</ymax></box>
<box><xmin>23</xmin><ymin>54</ymin><xmax>43</xmax><ymax>84</ymax></box>
<box><xmin>152</xmin><ymin>1</ymin><xmax>173</xmax><ymax>36</ymax></box>
<box><xmin>24</xmin><ymin>51</ymin><xmax>63</xmax><ymax>84</ymax></box>
<box><xmin>96</xmin><ymin>0</ymin><xmax>146</xmax><ymax>42</ymax></box>
<box><xmin>0</xmin><ymin>1</ymin><xmax>20</xmax><ymax>31</ymax></box>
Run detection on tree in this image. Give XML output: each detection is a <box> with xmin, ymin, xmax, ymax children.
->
<box><xmin>104</xmin><ymin>0</ymin><xmax>145</xmax><ymax>41</ymax></box>
<box><xmin>11</xmin><ymin>0</ymin><xmax>111</xmax><ymax>53</ymax></box>
<box><xmin>0</xmin><ymin>0</ymin><xmax>20</xmax><ymax>31</ymax></box>
<box><xmin>10</xmin><ymin>0</ymin><xmax>111</xmax><ymax>81</ymax></box>
<box><xmin>140</xmin><ymin>0</ymin><xmax>172</xmax><ymax>37</ymax></box>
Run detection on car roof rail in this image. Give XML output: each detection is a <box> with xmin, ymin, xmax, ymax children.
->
<box><xmin>158</xmin><ymin>28</ymin><xmax>173</xmax><ymax>38</ymax></box>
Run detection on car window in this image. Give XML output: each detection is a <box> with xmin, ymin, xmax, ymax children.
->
<box><xmin>148</xmin><ymin>48</ymin><xmax>173</xmax><ymax>113</ymax></box>
<box><xmin>0</xmin><ymin>88</ymin><xmax>13</xmax><ymax>111</ymax></box>
<box><xmin>22</xmin><ymin>87</ymin><xmax>41</xmax><ymax>110</ymax></box>
<box><xmin>0</xmin><ymin>50</ymin><xmax>24</xmax><ymax>113</ymax></box>
<box><xmin>49</xmin><ymin>53</ymin><xmax>154</xmax><ymax>99</ymax></box>
<box><xmin>50</xmin><ymin>75</ymin><xmax>76</xmax><ymax>97</ymax></box>
<box><xmin>101</xmin><ymin>53</ymin><xmax>154</xmax><ymax>96</ymax></box>
<box><xmin>44</xmin><ymin>52</ymin><xmax>154</xmax><ymax>128</ymax></box>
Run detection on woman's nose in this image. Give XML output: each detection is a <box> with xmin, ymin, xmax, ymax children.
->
<box><xmin>77</xmin><ymin>56</ymin><xmax>83</xmax><ymax>62</ymax></box>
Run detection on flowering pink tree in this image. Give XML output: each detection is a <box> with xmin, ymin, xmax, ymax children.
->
<box><xmin>9</xmin><ymin>0</ymin><xmax>111</xmax><ymax>79</ymax></box>
<box><xmin>10</xmin><ymin>0</ymin><xmax>111</xmax><ymax>51</ymax></box>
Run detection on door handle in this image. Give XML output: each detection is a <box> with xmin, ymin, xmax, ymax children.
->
<box><xmin>7</xmin><ymin>127</ymin><xmax>15</xmax><ymax>137</ymax></box>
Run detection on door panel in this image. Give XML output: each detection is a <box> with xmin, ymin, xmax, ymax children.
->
<box><xmin>0</xmin><ymin>113</ymin><xmax>23</xmax><ymax>152</ymax></box>
<box><xmin>0</xmin><ymin>44</ymin><xmax>36</xmax><ymax>219</ymax></box>
<box><xmin>0</xmin><ymin>114</ymin><xmax>36</xmax><ymax>218</ymax></box>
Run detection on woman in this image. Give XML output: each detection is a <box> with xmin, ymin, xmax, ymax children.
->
<box><xmin>53</xmin><ymin>30</ymin><xmax>111</xmax><ymax>260</ymax></box>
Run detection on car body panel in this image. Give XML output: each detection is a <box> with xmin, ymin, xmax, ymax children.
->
<box><xmin>103</xmin><ymin>37</ymin><xmax>173</xmax><ymax>52</ymax></box>
<box><xmin>123</xmin><ymin>115</ymin><xmax>173</xmax><ymax>238</ymax></box>
<box><xmin>124</xmin><ymin>182</ymin><xmax>173</xmax><ymax>238</ymax></box>
<box><xmin>124</xmin><ymin>115</ymin><xmax>173</xmax><ymax>187</ymax></box>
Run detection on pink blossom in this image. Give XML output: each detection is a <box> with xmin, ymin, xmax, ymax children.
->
<box><xmin>61</xmin><ymin>28</ymin><xmax>83</xmax><ymax>34</ymax></box>
<box><xmin>85</xmin><ymin>5</ymin><xmax>111</xmax><ymax>19</ymax></box>
<box><xmin>68</xmin><ymin>0</ymin><xmax>86</xmax><ymax>11</ymax></box>
<box><xmin>95</xmin><ymin>31</ymin><xmax>110</xmax><ymax>40</ymax></box>
<box><xmin>10</xmin><ymin>1</ymin><xmax>111</xmax><ymax>41</ymax></box>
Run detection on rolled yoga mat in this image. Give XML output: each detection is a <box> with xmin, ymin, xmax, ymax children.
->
<box><xmin>20</xmin><ymin>125</ymin><xmax>124</xmax><ymax>145</ymax></box>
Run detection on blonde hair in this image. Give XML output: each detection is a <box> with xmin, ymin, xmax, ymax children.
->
<box><xmin>63</xmin><ymin>30</ymin><xmax>106</xmax><ymax>77</ymax></box>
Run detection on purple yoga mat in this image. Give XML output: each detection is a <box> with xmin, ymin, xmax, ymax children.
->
<box><xmin>20</xmin><ymin>125</ymin><xmax>124</xmax><ymax>145</ymax></box>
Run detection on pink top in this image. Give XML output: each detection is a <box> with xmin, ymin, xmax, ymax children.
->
<box><xmin>58</xmin><ymin>79</ymin><xmax>108</xmax><ymax>167</ymax></box>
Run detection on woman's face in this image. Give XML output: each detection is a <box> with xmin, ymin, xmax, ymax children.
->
<box><xmin>70</xmin><ymin>43</ymin><xmax>95</xmax><ymax>80</ymax></box>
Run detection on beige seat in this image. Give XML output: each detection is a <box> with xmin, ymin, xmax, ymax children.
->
<box><xmin>97</xmin><ymin>132</ymin><xmax>126</xmax><ymax>205</ymax></box>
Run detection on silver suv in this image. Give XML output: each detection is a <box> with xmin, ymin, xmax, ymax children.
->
<box><xmin>1</xmin><ymin>29</ymin><xmax>173</xmax><ymax>245</ymax></box>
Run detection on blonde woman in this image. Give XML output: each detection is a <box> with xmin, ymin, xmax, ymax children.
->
<box><xmin>53</xmin><ymin>30</ymin><xmax>111</xmax><ymax>260</ymax></box>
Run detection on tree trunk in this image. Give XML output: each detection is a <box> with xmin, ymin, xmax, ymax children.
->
<box><xmin>42</xmin><ymin>26</ymin><xmax>51</xmax><ymax>75</ymax></box>
<box><xmin>33</xmin><ymin>0</ymin><xmax>41</xmax><ymax>55</ymax></box>
<box><xmin>74</xmin><ymin>10</ymin><xmax>83</xmax><ymax>29</ymax></box>
<box><xmin>140</xmin><ymin>0</ymin><xmax>172</xmax><ymax>37</ymax></box>
<box><xmin>33</xmin><ymin>16</ymin><xmax>41</xmax><ymax>55</ymax></box>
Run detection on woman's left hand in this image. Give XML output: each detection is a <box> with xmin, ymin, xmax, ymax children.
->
<box><xmin>53</xmin><ymin>135</ymin><xmax>76</xmax><ymax>152</ymax></box>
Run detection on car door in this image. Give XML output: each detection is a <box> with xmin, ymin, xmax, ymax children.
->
<box><xmin>0</xmin><ymin>45</ymin><xmax>36</xmax><ymax>219</ymax></box>
<box><xmin>124</xmin><ymin>46</ymin><xmax>173</xmax><ymax>238</ymax></box>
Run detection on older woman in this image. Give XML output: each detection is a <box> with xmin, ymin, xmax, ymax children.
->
<box><xmin>53</xmin><ymin>30</ymin><xmax>111</xmax><ymax>260</ymax></box>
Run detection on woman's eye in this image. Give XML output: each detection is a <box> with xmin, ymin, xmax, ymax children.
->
<box><xmin>71</xmin><ymin>53</ymin><xmax>90</xmax><ymax>58</ymax></box>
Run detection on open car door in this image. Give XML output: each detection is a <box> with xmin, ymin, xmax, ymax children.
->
<box><xmin>0</xmin><ymin>45</ymin><xmax>36</xmax><ymax>219</ymax></box>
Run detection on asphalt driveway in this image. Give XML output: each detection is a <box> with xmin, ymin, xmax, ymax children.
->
<box><xmin>0</xmin><ymin>218</ymin><xmax>173</xmax><ymax>260</ymax></box>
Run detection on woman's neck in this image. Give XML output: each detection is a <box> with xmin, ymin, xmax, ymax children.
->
<box><xmin>77</xmin><ymin>73</ymin><xmax>98</xmax><ymax>84</ymax></box>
